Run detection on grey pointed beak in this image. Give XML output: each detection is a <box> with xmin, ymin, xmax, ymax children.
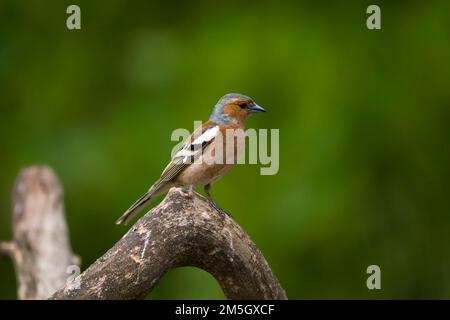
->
<box><xmin>249</xmin><ymin>104</ymin><xmax>266</xmax><ymax>113</ymax></box>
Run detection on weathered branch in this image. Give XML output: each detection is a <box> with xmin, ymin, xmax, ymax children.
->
<box><xmin>0</xmin><ymin>166</ymin><xmax>77</xmax><ymax>299</ymax></box>
<box><xmin>50</xmin><ymin>188</ymin><xmax>287</xmax><ymax>300</ymax></box>
<box><xmin>2</xmin><ymin>166</ymin><xmax>285</xmax><ymax>299</ymax></box>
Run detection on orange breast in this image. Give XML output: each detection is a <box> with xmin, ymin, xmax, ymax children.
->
<box><xmin>174</xmin><ymin>126</ymin><xmax>246</xmax><ymax>187</ymax></box>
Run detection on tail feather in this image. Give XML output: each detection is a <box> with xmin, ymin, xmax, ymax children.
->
<box><xmin>116</xmin><ymin>191</ymin><xmax>154</xmax><ymax>225</ymax></box>
<box><xmin>116</xmin><ymin>180</ymin><xmax>173</xmax><ymax>225</ymax></box>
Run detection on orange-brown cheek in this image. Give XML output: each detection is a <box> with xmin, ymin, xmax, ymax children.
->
<box><xmin>223</xmin><ymin>105</ymin><xmax>238</xmax><ymax>118</ymax></box>
<box><xmin>224</xmin><ymin>105</ymin><xmax>248</xmax><ymax>122</ymax></box>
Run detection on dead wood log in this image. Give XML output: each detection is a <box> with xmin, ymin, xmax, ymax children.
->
<box><xmin>0</xmin><ymin>166</ymin><xmax>78</xmax><ymax>299</ymax></box>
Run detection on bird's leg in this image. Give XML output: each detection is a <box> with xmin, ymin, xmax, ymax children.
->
<box><xmin>204</xmin><ymin>184</ymin><xmax>232</xmax><ymax>218</ymax></box>
<box><xmin>204</xmin><ymin>183</ymin><xmax>212</xmax><ymax>199</ymax></box>
<box><xmin>181</xmin><ymin>185</ymin><xmax>195</xmax><ymax>199</ymax></box>
<box><xmin>188</xmin><ymin>185</ymin><xmax>195</xmax><ymax>198</ymax></box>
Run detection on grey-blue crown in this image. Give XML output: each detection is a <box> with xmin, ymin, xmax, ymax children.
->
<box><xmin>209</xmin><ymin>93</ymin><xmax>253</xmax><ymax>124</ymax></box>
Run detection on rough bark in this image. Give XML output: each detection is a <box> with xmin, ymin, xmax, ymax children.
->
<box><xmin>50</xmin><ymin>188</ymin><xmax>287</xmax><ymax>300</ymax></box>
<box><xmin>0</xmin><ymin>166</ymin><xmax>78</xmax><ymax>300</ymax></box>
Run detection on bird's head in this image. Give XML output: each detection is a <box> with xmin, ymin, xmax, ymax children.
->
<box><xmin>209</xmin><ymin>93</ymin><xmax>266</xmax><ymax>126</ymax></box>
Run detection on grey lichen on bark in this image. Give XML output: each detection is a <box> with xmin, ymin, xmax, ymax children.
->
<box><xmin>50</xmin><ymin>188</ymin><xmax>287</xmax><ymax>300</ymax></box>
<box><xmin>0</xmin><ymin>166</ymin><xmax>78</xmax><ymax>300</ymax></box>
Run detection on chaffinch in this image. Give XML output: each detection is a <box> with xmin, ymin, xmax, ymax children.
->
<box><xmin>116</xmin><ymin>93</ymin><xmax>266</xmax><ymax>225</ymax></box>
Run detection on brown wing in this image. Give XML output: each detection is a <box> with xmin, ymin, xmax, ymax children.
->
<box><xmin>156</xmin><ymin>122</ymin><xmax>219</xmax><ymax>186</ymax></box>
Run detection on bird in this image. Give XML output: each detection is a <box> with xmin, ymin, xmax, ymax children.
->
<box><xmin>116</xmin><ymin>93</ymin><xmax>266</xmax><ymax>225</ymax></box>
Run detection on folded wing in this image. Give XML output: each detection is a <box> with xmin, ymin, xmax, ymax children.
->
<box><xmin>158</xmin><ymin>124</ymin><xmax>219</xmax><ymax>184</ymax></box>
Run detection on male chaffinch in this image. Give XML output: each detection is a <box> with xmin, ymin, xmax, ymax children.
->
<box><xmin>116</xmin><ymin>93</ymin><xmax>266</xmax><ymax>225</ymax></box>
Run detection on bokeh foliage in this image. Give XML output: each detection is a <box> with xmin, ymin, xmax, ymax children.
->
<box><xmin>1</xmin><ymin>0</ymin><xmax>450</xmax><ymax>299</ymax></box>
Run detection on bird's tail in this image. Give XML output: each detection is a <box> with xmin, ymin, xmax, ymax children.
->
<box><xmin>116</xmin><ymin>191</ymin><xmax>153</xmax><ymax>225</ymax></box>
<box><xmin>116</xmin><ymin>182</ymin><xmax>168</xmax><ymax>225</ymax></box>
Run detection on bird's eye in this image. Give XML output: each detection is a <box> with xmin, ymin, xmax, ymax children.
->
<box><xmin>238</xmin><ymin>102</ymin><xmax>247</xmax><ymax>109</ymax></box>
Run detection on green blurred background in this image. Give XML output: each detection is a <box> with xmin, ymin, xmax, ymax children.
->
<box><xmin>1</xmin><ymin>0</ymin><xmax>450</xmax><ymax>299</ymax></box>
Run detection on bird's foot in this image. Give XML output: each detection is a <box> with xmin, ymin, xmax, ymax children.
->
<box><xmin>193</xmin><ymin>190</ymin><xmax>208</xmax><ymax>202</ymax></box>
<box><xmin>193</xmin><ymin>191</ymin><xmax>231</xmax><ymax>218</ymax></box>
<box><xmin>206</xmin><ymin>198</ymin><xmax>232</xmax><ymax>218</ymax></box>
<box><xmin>181</xmin><ymin>186</ymin><xmax>195</xmax><ymax>199</ymax></box>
